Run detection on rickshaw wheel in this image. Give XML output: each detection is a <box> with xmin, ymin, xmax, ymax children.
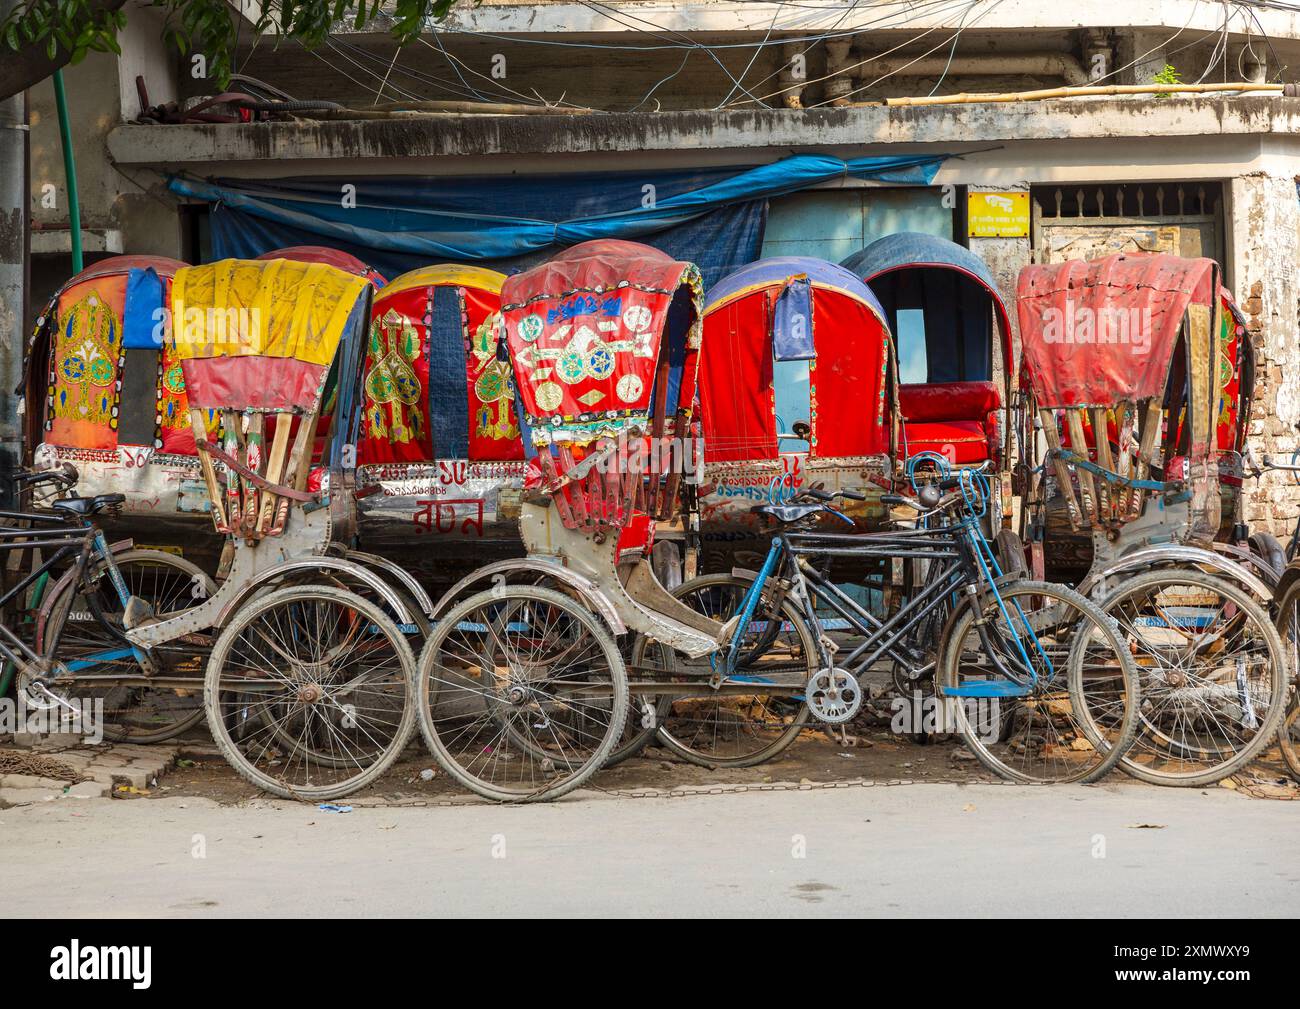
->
<box><xmin>1279</xmin><ymin>697</ymin><xmax>1300</xmax><ymax>782</ymax></box>
<box><xmin>1101</xmin><ymin>569</ymin><xmax>1286</xmax><ymax>786</ymax></box>
<box><xmin>204</xmin><ymin>585</ymin><xmax>417</xmax><ymax>800</ymax></box>
<box><xmin>41</xmin><ymin>549</ymin><xmax>216</xmax><ymax>744</ymax></box>
<box><xmin>635</xmin><ymin>573</ymin><xmax>815</xmax><ymax>769</ymax></box>
<box><xmin>1272</xmin><ymin>579</ymin><xmax>1300</xmax><ymax>782</ymax></box>
<box><xmin>417</xmin><ymin>586</ymin><xmax>627</xmax><ymax>802</ymax></box>
<box><xmin>937</xmin><ymin>580</ymin><xmax>1140</xmax><ymax>784</ymax></box>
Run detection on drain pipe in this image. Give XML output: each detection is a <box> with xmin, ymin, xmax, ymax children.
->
<box><xmin>52</xmin><ymin>69</ymin><xmax>82</xmax><ymax>273</ymax></box>
<box><xmin>858</xmin><ymin>52</ymin><xmax>1092</xmax><ymax>88</ymax></box>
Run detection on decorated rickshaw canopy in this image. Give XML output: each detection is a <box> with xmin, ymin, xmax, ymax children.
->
<box><xmin>359</xmin><ymin>263</ymin><xmax>523</xmax><ymax>465</ymax></box>
<box><xmin>500</xmin><ymin>239</ymin><xmax>704</xmax><ymax>446</ymax></box>
<box><xmin>701</xmin><ymin>256</ymin><xmax>892</xmax><ymax>461</ymax></box>
<box><xmin>256</xmin><ymin>245</ymin><xmax>387</xmax><ymax>287</ymax></box>
<box><xmin>842</xmin><ymin>232</ymin><xmax>1014</xmax><ymax>382</ymax></box>
<box><xmin>31</xmin><ymin>254</ymin><xmax>194</xmax><ymax>453</ymax></box>
<box><xmin>1017</xmin><ymin>253</ymin><xmax>1220</xmax><ymax>408</ymax></box>
<box><xmin>170</xmin><ymin>258</ymin><xmax>370</xmax><ymax>413</ymax></box>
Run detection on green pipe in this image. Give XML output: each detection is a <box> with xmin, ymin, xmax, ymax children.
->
<box><xmin>52</xmin><ymin>70</ymin><xmax>82</xmax><ymax>273</ymax></box>
<box><xmin>7</xmin><ymin>69</ymin><xmax>80</xmax><ymax>696</ymax></box>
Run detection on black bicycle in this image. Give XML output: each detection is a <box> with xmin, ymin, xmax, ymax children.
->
<box><xmin>626</xmin><ymin>464</ymin><xmax>1141</xmax><ymax>783</ymax></box>
<box><xmin>0</xmin><ymin>464</ymin><xmax>214</xmax><ymax>741</ymax></box>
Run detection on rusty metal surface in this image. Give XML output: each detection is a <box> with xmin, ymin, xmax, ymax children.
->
<box><xmin>1017</xmin><ymin>252</ymin><xmax>1219</xmax><ymax>408</ymax></box>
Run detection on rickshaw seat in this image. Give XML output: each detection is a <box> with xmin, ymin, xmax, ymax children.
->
<box><xmin>899</xmin><ymin>381</ymin><xmax>1000</xmax><ymax>463</ymax></box>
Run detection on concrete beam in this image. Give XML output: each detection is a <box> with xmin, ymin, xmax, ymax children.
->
<box><xmin>424</xmin><ymin>0</ymin><xmax>1300</xmax><ymax>41</ymax></box>
<box><xmin>107</xmin><ymin>96</ymin><xmax>1300</xmax><ymax>169</ymax></box>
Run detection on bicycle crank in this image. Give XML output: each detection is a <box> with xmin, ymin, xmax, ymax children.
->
<box><xmin>806</xmin><ymin>668</ymin><xmax>862</xmax><ymax>724</ymax></box>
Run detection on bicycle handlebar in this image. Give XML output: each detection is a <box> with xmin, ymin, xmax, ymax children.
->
<box><xmin>11</xmin><ymin>463</ymin><xmax>79</xmax><ymax>488</ymax></box>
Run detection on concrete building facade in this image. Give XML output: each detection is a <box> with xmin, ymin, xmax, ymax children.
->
<box><xmin>23</xmin><ymin>0</ymin><xmax>1300</xmax><ymax>533</ymax></box>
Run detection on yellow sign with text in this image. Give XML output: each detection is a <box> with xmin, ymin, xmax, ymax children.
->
<box><xmin>968</xmin><ymin>191</ymin><xmax>1030</xmax><ymax>238</ymax></box>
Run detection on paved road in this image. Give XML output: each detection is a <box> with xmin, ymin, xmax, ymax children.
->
<box><xmin>3</xmin><ymin>782</ymin><xmax>1297</xmax><ymax>917</ymax></box>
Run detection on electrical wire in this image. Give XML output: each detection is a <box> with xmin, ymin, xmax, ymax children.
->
<box><xmin>725</xmin><ymin>0</ymin><xmax>976</xmax><ymax>103</ymax></box>
<box><xmin>925</xmin><ymin>0</ymin><xmax>986</xmax><ymax>96</ymax></box>
<box><xmin>714</xmin><ymin>2</ymin><xmax>783</xmax><ymax>109</ymax></box>
<box><xmin>728</xmin><ymin>0</ymin><xmax>983</xmax><ymax>107</ymax></box>
<box><xmin>804</xmin><ymin>0</ymin><xmax>1001</xmax><ymax>106</ymax></box>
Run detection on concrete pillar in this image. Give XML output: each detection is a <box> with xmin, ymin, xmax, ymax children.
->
<box><xmin>0</xmin><ymin>8</ymin><xmax>28</xmax><ymax>504</ymax></box>
<box><xmin>966</xmin><ymin>181</ymin><xmax>1032</xmax><ymax>385</ymax></box>
<box><xmin>1115</xmin><ymin>29</ymin><xmax>1169</xmax><ymax>86</ymax></box>
<box><xmin>1228</xmin><ymin>172</ymin><xmax>1300</xmax><ymax>535</ymax></box>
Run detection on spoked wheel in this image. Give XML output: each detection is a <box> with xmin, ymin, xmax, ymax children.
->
<box><xmin>937</xmin><ymin>580</ymin><xmax>1140</xmax><ymax>783</ymax></box>
<box><xmin>1270</xmin><ymin>579</ymin><xmax>1300</xmax><ymax>782</ymax></box>
<box><xmin>41</xmin><ymin>549</ymin><xmax>215</xmax><ymax>743</ymax></box>
<box><xmin>417</xmin><ymin>586</ymin><xmax>627</xmax><ymax>802</ymax></box>
<box><xmin>1279</xmin><ymin>696</ymin><xmax>1300</xmax><ymax>782</ymax></box>
<box><xmin>630</xmin><ymin>573</ymin><xmax>815</xmax><ymax>769</ymax></box>
<box><xmin>1100</xmin><ymin>569</ymin><xmax>1286</xmax><ymax>786</ymax></box>
<box><xmin>205</xmin><ymin>585</ymin><xmax>416</xmax><ymax>800</ymax></box>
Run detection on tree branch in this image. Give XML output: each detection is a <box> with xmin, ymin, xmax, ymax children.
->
<box><xmin>0</xmin><ymin>0</ymin><xmax>129</xmax><ymax>101</ymax></box>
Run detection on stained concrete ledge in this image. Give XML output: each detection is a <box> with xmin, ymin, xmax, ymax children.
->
<box><xmin>107</xmin><ymin>96</ymin><xmax>1300</xmax><ymax>168</ymax></box>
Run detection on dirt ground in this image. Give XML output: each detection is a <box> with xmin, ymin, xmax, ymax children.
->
<box><xmin>150</xmin><ymin>724</ymin><xmax>1300</xmax><ymax>806</ymax></box>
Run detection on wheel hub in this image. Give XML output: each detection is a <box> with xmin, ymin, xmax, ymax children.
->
<box><xmin>504</xmin><ymin>685</ymin><xmax>529</xmax><ymax>705</ymax></box>
<box><xmin>296</xmin><ymin>683</ymin><xmax>323</xmax><ymax>704</ymax></box>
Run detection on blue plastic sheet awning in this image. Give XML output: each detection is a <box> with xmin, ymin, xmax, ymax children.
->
<box><xmin>169</xmin><ymin>153</ymin><xmax>947</xmax><ymax>288</ymax></box>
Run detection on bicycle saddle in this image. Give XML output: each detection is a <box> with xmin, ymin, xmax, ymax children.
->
<box><xmin>751</xmin><ymin>503</ymin><xmax>824</xmax><ymax>524</ymax></box>
<box><xmin>50</xmin><ymin>493</ymin><xmax>126</xmax><ymax>517</ymax></box>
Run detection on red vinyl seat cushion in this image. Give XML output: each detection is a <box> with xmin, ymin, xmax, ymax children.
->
<box><xmin>903</xmin><ymin>419</ymin><xmax>991</xmax><ymax>463</ymax></box>
<box><xmin>898</xmin><ymin>381</ymin><xmax>1000</xmax><ymax>463</ymax></box>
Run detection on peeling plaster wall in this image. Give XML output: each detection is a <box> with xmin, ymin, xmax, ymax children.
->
<box><xmin>1229</xmin><ymin>172</ymin><xmax>1300</xmax><ymax>534</ymax></box>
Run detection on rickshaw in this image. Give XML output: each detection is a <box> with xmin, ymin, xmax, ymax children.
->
<box><xmin>20</xmin><ymin>249</ymin><xmax>387</xmax><ymax>559</ymax></box>
<box><xmin>20</xmin><ymin>255</ymin><xmax>217</xmax><ymax>548</ymax></box>
<box><xmin>255</xmin><ymin>245</ymin><xmax>388</xmax><ymax>288</ymax></box>
<box><xmin>1017</xmin><ymin>252</ymin><xmax>1287</xmax><ymax>785</ymax></box>
<box><xmin>352</xmin><ymin>264</ymin><xmax>529</xmax><ymax>588</ymax></box>
<box><xmin>14</xmin><ymin>255</ymin><xmax>220</xmax><ymax>739</ymax></box>
<box><xmin>411</xmin><ymin>240</ymin><xmax>1142</xmax><ymax>801</ymax></box>
<box><xmin>105</xmin><ymin>257</ymin><xmax>419</xmax><ymax>799</ymax></box>
<box><xmin>695</xmin><ymin>256</ymin><xmax>895</xmax><ymax>567</ymax></box>
<box><xmin>843</xmin><ymin>232</ymin><xmax>1014</xmax><ymax>484</ymax></box>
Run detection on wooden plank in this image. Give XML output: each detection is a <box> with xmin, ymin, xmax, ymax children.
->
<box><xmin>1065</xmin><ymin>409</ymin><xmax>1097</xmax><ymax>523</ymax></box>
<box><xmin>256</xmin><ymin>412</ymin><xmax>292</xmax><ymax>536</ymax></box>
<box><xmin>1130</xmin><ymin>398</ymin><xmax>1163</xmax><ymax>519</ymax></box>
<box><xmin>558</xmin><ymin>444</ymin><xmax>591</xmax><ymax>532</ymax></box>
<box><xmin>537</xmin><ymin>451</ymin><xmax>578</xmax><ymax>530</ymax></box>
<box><xmin>242</xmin><ymin>411</ymin><xmax>264</xmax><ymax>535</ymax></box>
<box><xmin>1038</xmin><ymin>408</ymin><xmax>1084</xmax><ymax>530</ymax></box>
<box><xmin>272</xmin><ymin>405</ymin><xmax>320</xmax><ymax>536</ymax></box>
<box><xmin>1091</xmin><ymin>407</ymin><xmax>1114</xmax><ymax>521</ymax></box>
<box><xmin>220</xmin><ymin>410</ymin><xmax>244</xmax><ymax>535</ymax></box>
<box><xmin>189</xmin><ymin>408</ymin><xmax>228</xmax><ymax>533</ymax></box>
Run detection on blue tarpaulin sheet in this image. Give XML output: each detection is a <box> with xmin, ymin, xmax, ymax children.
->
<box><xmin>171</xmin><ymin>153</ymin><xmax>946</xmax><ymax>288</ymax></box>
